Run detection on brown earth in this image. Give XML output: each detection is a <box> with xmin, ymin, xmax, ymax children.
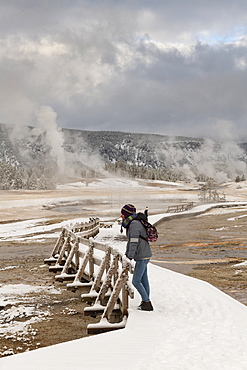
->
<box><xmin>0</xmin><ymin>240</ymin><xmax>99</xmax><ymax>357</ymax></box>
<box><xmin>1</xmin><ymin>182</ymin><xmax>247</xmax><ymax>357</ymax></box>
<box><xmin>151</xmin><ymin>206</ymin><xmax>247</xmax><ymax>305</ymax></box>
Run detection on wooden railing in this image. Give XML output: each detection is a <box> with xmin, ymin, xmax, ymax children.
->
<box><xmin>166</xmin><ymin>202</ymin><xmax>194</xmax><ymax>213</ymax></box>
<box><xmin>44</xmin><ymin>218</ymin><xmax>134</xmax><ymax>334</ymax></box>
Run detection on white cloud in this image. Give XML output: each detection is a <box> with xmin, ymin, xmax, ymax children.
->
<box><xmin>1</xmin><ymin>1</ymin><xmax>247</xmax><ymax>141</ymax></box>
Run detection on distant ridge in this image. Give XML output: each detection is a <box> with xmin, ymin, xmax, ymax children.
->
<box><xmin>0</xmin><ymin>123</ymin><xmax>246</xmax><ymax>183</ymax></box>
<box><xmin>62</xmin><ymin>126</ymin><xmax>204</xmax><ymax>143</ymax></box>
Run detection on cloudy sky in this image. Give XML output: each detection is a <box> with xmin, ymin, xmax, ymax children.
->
<box><xmin>1</xmin><ymin>0</ymin><xmax>247</xmax><ymax>141</ymax></box>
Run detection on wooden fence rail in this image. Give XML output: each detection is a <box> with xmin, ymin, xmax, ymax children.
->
<box><xmin>44</xmin><ymin>217</ymin><xmax>134</xmax><ymax>334</ymax></box>
<box><xmin>166</xmin><ymin>202</ymin><xmax>194</xmax><ymax>213</ymax></box>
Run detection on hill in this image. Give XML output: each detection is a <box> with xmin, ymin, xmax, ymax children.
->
<box><xmin>0</xmin><ymin>123</ymin><xmax>247</xmax><ymax>188</ymax></box>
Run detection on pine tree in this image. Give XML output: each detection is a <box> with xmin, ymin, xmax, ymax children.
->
<box><xmin>26</xmin><ymin>172</ymin><xmax>38</xmax><ymax>190</ymax></box>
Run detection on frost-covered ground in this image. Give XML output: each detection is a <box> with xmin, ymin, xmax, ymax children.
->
<box><xmin>2</xmin><ymin>220</ymin><xmax>247</xmax><ymax>369</ymax></box>
<box><xmin>1</xmin><ymin>178</ymin><xmax>247</xmax><ymax>369</ymax></box>
<box><xmin>0</xmin><ymin>283</ymin><xmax>62</xmax><ymax>357</ymax></box>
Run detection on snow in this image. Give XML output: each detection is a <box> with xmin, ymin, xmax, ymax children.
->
<box><xmin>0</xmin><ymin>284</ymin><xmax>62</xmax><ymax>353</ymax></box>
<box><xmin>228</xmin><ymin>214</ymin><xmax>247</xmax><ymax>221</ymax></box>
<box><xmin>0</xmin><ymin>284</ymin><xmax>62</xmax><ymax>307</ymax></box>
<box><xmin>1</xmin><ymin>181</ymin><xmax>247</xmax><ymax>369</ymax></box>
<box><xmin>57</xmin><ymin>177</ymin><xmax>143</xmax><ymax>189</ymax></box>
<box><xmin>234</xmin><ymin>261</ymin><xmax>247</xmax><ymax>267</ymax></box>
<box><xmin>0</xmin><ymin>217</ymin><xmax>89</xmax><ymax>242</ymax></box>
<box><xmin>149</xmin><ymin>202</ymin><xmax>247</xmax><ymax>225</ymax></box>
<box><xmin>2</xmin><ymin>260</ymin><xmax>247</xmax><ymax>369</ymax></box>
<box><xmin>0</xmin><ymin>266</ymin><xmax>19</xmax><ymax>272</ymax></box>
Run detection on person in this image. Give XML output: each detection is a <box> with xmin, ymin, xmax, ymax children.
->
<box><xmin>120</xmin><ymin>204</ymin><xmax>154</xmax><ymax>311</ymax></box>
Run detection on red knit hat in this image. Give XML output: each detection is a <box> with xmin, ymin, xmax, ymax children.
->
<box><xmin>121</xmin><ymin>204</ymin><xmax>136</xmax><ymax>217</ymax></box>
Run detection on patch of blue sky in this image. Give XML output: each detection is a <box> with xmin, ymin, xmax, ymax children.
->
<box><xmin>198</xmin><ymin>26</ymin><xmax>247</xmax><ymax>45</ymax></box>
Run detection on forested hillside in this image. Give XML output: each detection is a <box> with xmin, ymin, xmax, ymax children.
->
<box><xmin>0</xmin><ymin>123</ymin><xmax>246</xmax><ymax>189</ymax></box>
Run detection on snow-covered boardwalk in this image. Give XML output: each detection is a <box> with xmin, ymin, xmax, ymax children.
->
<box><xmin>2</xmin><ymin>203</ymin><xmax>247</xmax><ymax>370</ymax></box>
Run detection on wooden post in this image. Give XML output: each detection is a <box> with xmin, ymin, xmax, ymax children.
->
<box><xmin>113</xmin><ymin>253</ymin><xmax>119</xmax><ymax>285</ymax></box>
<box><xmin>72</xmin><ymin>244</ymin><xmax>93</xmax><ymax>284</ymax></box>
<box><xmin>98</xmin><ymin>254</ymin><xmax>119</xmax><ymax>305</ymax></box>
<box><xmin>102</xmin><ymin>267</ymin><xmax>128</xmax><ymax>320</ymax></box>
<box><xmin>60</xmin><ymin>240</ymin><xmax>79</xmax><ymax>275</ymax></box>
<box><xmin>50</xmin><ymin>228</ymin><xmax>66</xmax><ymax>258</ymax></box>
<box><xmin>74</xmin><ymin>237</ymin><xmax>80</xmax><ymax>270</ymax></box>
<box><xmin>88</xmin><ymin>238</ymin><xmax>94</xmax><ymax>279</ymax></box>
<box><xmin>56</xmin><ymin>234</ymin><xmax>71</xmax><ymax>266</ymax></box>
<box><xmin>121</xmin><ymin>264</ymin><xmax>129</xmax><ymax>316</ymax></box>
<box><xmin>91</xmin><ymin>247</ymin><xmax>111</xmax><ymax>292</ymax></box>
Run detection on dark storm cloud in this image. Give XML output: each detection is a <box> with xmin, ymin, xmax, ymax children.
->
<box><xmin>1</xmin><ymin>0</ymin><xmax>247</xmax><ymax>141</ymax></box>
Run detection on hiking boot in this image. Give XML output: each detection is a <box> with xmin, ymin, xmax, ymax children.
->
<box><xmin>138</xmin><ymin>301</ymin><xmax>154</xmax><ymax>311</ymax></box>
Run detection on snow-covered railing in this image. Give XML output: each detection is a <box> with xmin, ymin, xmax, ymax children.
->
<box><xmin>166</xmin><ymin>202</ymin><xmax>194</xmax><ymax>213</ymax></box>
<box><xmin>44</xmin><ymin>219</ymin><xmax>134</xmax><ymax>334</ymax></box>
<box><xmin>44</xmin><ymin>218</ymin><xmax>100</xmax><ymax>266</ymax></box>
<box><xmin>68</xmin><ymin>217</ymin><xmax>100</xmax><ymax>237</ymax></box>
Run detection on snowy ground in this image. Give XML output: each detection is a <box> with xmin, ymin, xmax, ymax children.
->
<box><xmin>1</xmin><ymin>178</ymin><xmax>247</xmax><ymax>369</ymax></box>
<box><xmin>1</xmin><ymin>220</ymin><xmax>247</xmax><ymax>369</ymax></box>
<box><xmin>0</xmin><ymin>283</ymin><xmax>62</xmax><ymax>357</ymax></box>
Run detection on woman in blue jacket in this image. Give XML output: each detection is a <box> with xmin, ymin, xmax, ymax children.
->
<box><xmin>121</xmin><ymin>204</ymin><xmax>154</xmax><ymax>311</ymax></box>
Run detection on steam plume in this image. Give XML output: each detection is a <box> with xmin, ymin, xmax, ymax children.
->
<box><xmin>34</xmin><ymin>105</ymin><xmax>65</xmax><ymax>173</ymax></box>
